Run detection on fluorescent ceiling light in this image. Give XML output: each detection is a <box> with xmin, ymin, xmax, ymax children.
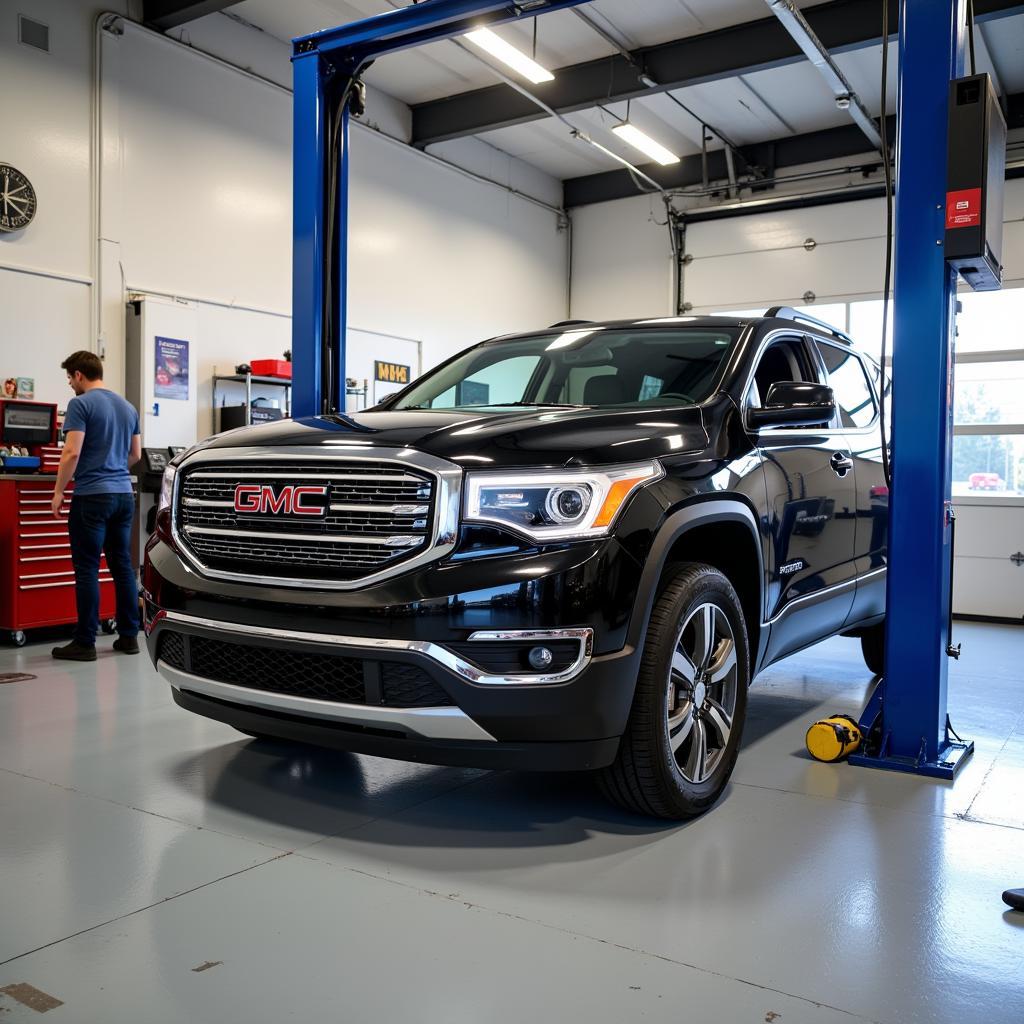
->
<box><xmin>611</xmin><ymin>123</ymin><xmax>680</xmax><ymax>166</ymax></box>
<box><xmin>464</xmin><ymin>28</ymin><xmax>554</xmax><ymax>84</ymax></box>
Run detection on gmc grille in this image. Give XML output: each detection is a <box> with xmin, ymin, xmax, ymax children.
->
<box><xmin>175</xmin><ymin>459</ymin><xmax>436</xmax><ymax>584</ymax></box>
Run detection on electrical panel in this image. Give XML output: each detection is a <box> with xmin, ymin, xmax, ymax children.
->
<box><xmin>945</xmin><ymin>74</ymin><xmax>1006</xmax><ymax>291</ymax></box>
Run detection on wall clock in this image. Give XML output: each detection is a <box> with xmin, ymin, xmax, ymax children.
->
<box><xmin>0</xmin><ymin>165</ymin><xmax>37</xmax><ymax>232</ymax></box>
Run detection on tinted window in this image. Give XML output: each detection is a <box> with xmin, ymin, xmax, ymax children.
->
<box><xmin>816</xmin><ymin>342</ymin><xmax>876</xmax><ymax>428</ymax></box>
<box><xmin>393</xmin><ymin>327</ymin><xmax>740</xmax><ymax>411</ymax></box>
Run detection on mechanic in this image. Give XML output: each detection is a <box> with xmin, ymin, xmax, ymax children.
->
<box><xmin>51</xmin><ymin>351</ymin><xmax>142</xmax><ymax>662</ymax></box>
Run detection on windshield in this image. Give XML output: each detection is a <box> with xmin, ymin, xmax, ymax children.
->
<box><xmin>391</xmin><ymin>326</ymin><xmax>741</xmax><ymax>411</ymax></box>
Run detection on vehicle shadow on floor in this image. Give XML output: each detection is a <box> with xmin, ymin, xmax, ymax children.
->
<box><xmin>166</xmin><ymin>665</ymin><xmax>870</xmax><ymax>851</ymax></box>
<box><xmin>170</xmin><ymin>738</ymin><xmax>695</xmax><ymax>853</ymax></box>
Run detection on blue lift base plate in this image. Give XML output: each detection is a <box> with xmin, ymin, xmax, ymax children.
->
<box><xmin>849</xmin><ymin>739</ymin><xmax>975</xmax><ymax>780</ymax></box>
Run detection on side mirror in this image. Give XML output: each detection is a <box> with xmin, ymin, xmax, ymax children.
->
<box><xmin>749</xmin><ymin>381</ymin><xmax>836</xmax><ymax>430</ymax></box>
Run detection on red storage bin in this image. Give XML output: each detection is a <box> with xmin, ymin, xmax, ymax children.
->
<box><xmin>250</xmin><ymin>359</ymin><xmax>292</xmax><ymax>379</ymax></box>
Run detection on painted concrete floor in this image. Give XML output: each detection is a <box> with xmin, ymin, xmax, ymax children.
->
<box><xmin>0</xmin><ymin>624</ymin><xmax>1022</xmax><ymax>1023</ymax></box>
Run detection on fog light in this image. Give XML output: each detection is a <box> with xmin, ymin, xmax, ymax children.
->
<box><xmin>528</xmin><ymin>646</ymin><xmax>554</xmax><ymax>670</ymax></box>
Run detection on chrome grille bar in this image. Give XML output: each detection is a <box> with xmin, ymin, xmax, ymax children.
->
<box><xmin>187</xmin><ymin>471</ymin><xmax>424</xmax><ymax>483</ymax></box>
<box><xmin>183</xmin><ymin>497</ymin><xmax>430</xmax><ymax>515</ymax></box>
<box><xmin>183</xmin><ymin>525</ymin><xmax>424</xmax><ymax>547</ymax></box>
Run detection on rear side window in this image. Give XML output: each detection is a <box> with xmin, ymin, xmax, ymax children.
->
<box><xmin>815</xmin><ymin>342</ymin><xmax>876</xmax><ymax>428</ymax></box>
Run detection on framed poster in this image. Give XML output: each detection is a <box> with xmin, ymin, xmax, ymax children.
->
<box><xmin>154</xmin><ymin>336</ymin><xmax>189</xmax><ymax>400</ymax></box>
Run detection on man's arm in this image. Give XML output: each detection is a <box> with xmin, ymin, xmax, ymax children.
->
<box><xmin>52</xmin><ymin>430</ymin><xmax>84</xmax><ymax>517</ymax></box>
<box><xmin>129</xmin><ymin>433</ymin><xmax>142</xmax><ymax>467</ymax></box>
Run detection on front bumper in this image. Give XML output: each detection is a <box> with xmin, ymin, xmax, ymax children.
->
<box><xmin>170</xmin><ymin>687</ymin><xmax>620</xmax><ymax>772</ymax></box>
<box><xmin>145</xmin><ymin>595</ymin><xmax>640</xmax><ymax>770</ymax></box>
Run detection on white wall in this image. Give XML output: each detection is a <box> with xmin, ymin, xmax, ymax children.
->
<box><xmin>569</xmin><ymin>170</ymin><xmax>1024</xmax><ymax>319</ymax></box>
<box><xmin>0</xmin><ymin>0</ymin><xmax>127</xmax><ymax>406</ymax></box>
<box><xmin>569</xmin><ymin>193</ymin><xmax>676</xmax><ymax>321</ymax></box>
<box><xmin>0</xmin><ymin>3</ymin><xmax>568</xmax><ymax>439</ymax></box>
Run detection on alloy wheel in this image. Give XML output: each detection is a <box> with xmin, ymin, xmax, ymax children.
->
<box><xmin>666</xmin><ymin>602</ymin><xmax>739</xmax><ymax>784</ymax></box>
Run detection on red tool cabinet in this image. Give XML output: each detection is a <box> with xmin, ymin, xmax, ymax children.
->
<box><xmin>0</xmin><ymin>475</ymin><xmax>117</xmax><ymax>645</ymax></box>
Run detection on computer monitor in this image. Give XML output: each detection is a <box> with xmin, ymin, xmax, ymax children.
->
<box><xmin>1</xmin><ymin>401</ymin><xmax>56</xmax><ymax>445</ymax></box>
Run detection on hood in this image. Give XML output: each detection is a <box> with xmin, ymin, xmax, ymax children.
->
<box><xmin>201</xmin><ymin>404</ymin><xmax>711</xmax><ymax>468</ymax></box>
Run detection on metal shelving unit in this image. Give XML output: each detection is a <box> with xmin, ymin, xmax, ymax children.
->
<box><xmin>212</xmin><ymin>372</ymin><xmax>292</xmax><ymax>429</ymax></box>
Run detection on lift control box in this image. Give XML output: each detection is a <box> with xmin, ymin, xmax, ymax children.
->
<box><xmin>945</xmin><ymin>74</ymin><xmax>1006</xmax><ymax>291</ymax></box>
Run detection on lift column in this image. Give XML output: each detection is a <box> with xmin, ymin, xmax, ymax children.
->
<box><xmin>850</xmin><ymin>0</ymin><xmax>974</xmax><ymax>777</ymax></box>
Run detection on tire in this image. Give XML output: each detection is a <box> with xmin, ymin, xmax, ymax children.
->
<box><xmin>10</xmin><ymin>631</ymin><xmax>26</xmax><ymax>647</ymax></box>
<box><xmin>598</xmin><ymin>563</ymin><xmax>750</xmax><ymax>820</ymax></box>
<box><xmin>100</xmin><ymin>619</ymin><xmax>117</xmax><ymax>636</ymax></box>
<box><xmin>860</xmin><ymin>620</ymin><xmax>885</xmax><ymax>675</ymax></box>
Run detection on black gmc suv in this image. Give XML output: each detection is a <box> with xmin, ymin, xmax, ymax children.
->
<box><xmin>144</xmin><ymin>308</ymin><xmax>888</xmax><ymax>819</ymax></box>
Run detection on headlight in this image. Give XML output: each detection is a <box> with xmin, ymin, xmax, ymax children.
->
<box><xmin>157</xmin><ymin>464</ymin><xmax>177</xmax><ymax>512</ymax></box>
<box><xmin>464</xmin><ymin>461</ymin><xmax>664</xmax><ymax>541</ymax></box>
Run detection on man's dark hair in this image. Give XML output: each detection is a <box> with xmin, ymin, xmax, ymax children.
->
<box><xmin>61</xmin><ymin>351</ymin><xmax>104</xmax><ymax>381</ymax></box>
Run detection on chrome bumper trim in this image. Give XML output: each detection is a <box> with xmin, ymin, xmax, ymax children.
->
<box><xmin>158</xmin><ymin>661</ymin><xmax>497</xmax><ymax>742</ymax></box>
<box><xmin>154</xmin><ymin>611</ymin><xmax>594</xmax><ymax>687</ymax></box>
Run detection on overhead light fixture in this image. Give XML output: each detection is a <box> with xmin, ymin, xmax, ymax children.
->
<box><xmin>611</xmin><ymin>123</ymin><xmax>680</xmax><ymax>166</ymax></box>
<box><xmin>464</xmin><ymin>28</ymin><xmax>554</xmax><ymax>84</ymax></box>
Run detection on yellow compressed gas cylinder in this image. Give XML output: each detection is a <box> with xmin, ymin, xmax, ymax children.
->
<box><xmin>805</xmin><ymin>714</ymin><xmax>863</xmax><ymax>763</ymax></box>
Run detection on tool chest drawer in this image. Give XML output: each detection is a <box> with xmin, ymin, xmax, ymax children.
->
<box><xmin>0</xmin><ymin>478</ymin><xmax>119</xmax><ymax>634</ymax></box>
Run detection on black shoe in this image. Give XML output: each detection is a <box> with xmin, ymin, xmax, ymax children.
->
<box><xmin>112</xmin><ymin>635</ymin><xmax>140</xmax><ymax>655</ymax></box>
<box><xmin>1003</xmin><ymin>889</ymin><xmax>1024</xmax><ymax>912</ymax></box>
<box><xmin>52</xmin><ymin>640</ymin><xmax>97</xmax><ymax>662</ymax></box>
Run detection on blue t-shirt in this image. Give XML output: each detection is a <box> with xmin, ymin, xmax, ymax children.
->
<box><xmin>63</xmin><ymin>389</ymin><xmax>140</xmax><ymax>496</ymax></box>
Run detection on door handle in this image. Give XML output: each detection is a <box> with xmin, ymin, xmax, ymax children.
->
<box><xmin>830</xmin><ymin>452</ymin><xmax>854</xmax><ymax>477</ymax></box>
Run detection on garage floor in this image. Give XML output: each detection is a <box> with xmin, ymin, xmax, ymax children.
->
<box><xmin>0</xmin><ymin>623</ymin><xmax>1021</xmax><ymax>1023</ymax></box>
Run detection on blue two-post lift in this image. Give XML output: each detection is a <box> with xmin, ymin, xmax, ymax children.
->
<box><xmin>288</xmin><ymin>0</ymin><xmax>977</xmax><ymax>780</ymax></box>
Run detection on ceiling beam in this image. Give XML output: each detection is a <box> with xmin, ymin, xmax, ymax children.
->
<box><xmin>411</xmin><ymin>0</ymin><xmax>1024</xmax><ymax>148</ymax></box>
<box><xmin>563</xmin><ymin>87</ymin><xmax>1024</xmax><ymax>207</ymax></box>
<box><xmin>144</xmin><ymin>0</ymin><xmax>243</xmax><ymax>31</ymax></box>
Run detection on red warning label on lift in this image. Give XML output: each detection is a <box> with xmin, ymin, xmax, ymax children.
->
<box><xmin>945</xmin><ymin>188</ymin><xmax>982</xmax><ymax>229</ymax></box>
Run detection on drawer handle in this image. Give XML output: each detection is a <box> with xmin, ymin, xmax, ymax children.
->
<box><xmin>20</xmin><ymin>575</ymin><xmax>112</xmax><ymax>591</ymax></box>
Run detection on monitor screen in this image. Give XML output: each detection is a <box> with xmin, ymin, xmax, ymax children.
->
<box><xmin>2</xmin><ymin>402</ymin><xmax>54</xmax><ymax>444</ymax></box>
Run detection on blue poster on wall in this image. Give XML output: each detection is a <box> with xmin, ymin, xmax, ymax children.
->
<box><xmin>154</xmin><ymin>336</ymin><xmax>189</xmax><ymax>401</ymax></box>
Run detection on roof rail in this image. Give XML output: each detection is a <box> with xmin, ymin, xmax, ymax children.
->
<box><xmin>548</xmin><ymin>319</ymin><xmax>593</xmax><ymax>329</ymax></box>
<box><xmin>764</xmin><ymin>306</ymin><xmax>852</xmax><ymax>345</ymax></box>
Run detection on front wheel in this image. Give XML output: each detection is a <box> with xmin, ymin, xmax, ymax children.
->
<box><xmin>599</xmin><ymin>563</ymin><xmax>750</xmax><ymax>820</ymax></box>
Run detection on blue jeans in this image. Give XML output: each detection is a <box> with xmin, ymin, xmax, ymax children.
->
<box><xmin>68</xmin><ymin>493</ymin><xmax>139</xmax><ymax>645</ymax></box>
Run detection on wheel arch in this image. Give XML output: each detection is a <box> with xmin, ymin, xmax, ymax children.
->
<box><xmin>628</xmin><ymin>499</ymin><xmax>765</xmax><ymax>671</ymax></box>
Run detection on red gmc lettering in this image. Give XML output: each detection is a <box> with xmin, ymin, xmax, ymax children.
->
<box><xmin>263</xmin><ymin>487</ymin><xmax>290</xmax><ymax>515</ymax></box>
<box><xmin>233</xmin><ymin>485</ymin><xmax>263</xmax><ymax>513</ymax></box>
<box><xmin>292</xmin><ymin>486</ymin><xmax>330</xmax><ymax>515</ymax></box>
<box><xmin>233</xmin><ymin>484</ymin><xmax>328</xmax><ymax>516</ymax></box>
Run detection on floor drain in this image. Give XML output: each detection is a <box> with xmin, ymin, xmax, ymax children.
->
<box><xmin>0</xmin><ymin>673</ymin><xmax>37</xmax><ymax>684</ymax></box>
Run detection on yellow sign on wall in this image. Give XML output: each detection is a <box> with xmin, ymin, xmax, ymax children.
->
<box><xmin>374</xmin><ymin>361</ymin><xmax>410</xmax><ymax>385</ymax></box>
